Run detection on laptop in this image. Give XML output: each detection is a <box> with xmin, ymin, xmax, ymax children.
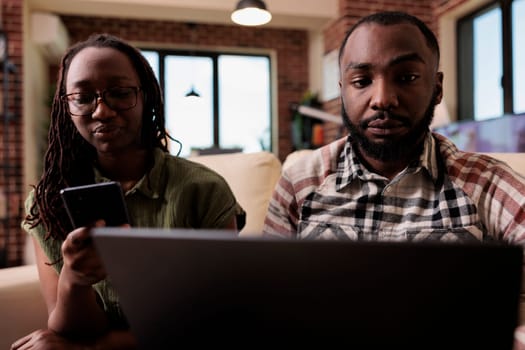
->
<box><xmin>92</xmin><ymin>227</ymin><xmax>523</xmax><ymax>349</ymax></box>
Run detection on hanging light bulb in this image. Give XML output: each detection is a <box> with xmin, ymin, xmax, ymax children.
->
<box><xmin>231</xmin><ymin>0</ymin><xmax>272</xmax><ymax>26</ymax></box>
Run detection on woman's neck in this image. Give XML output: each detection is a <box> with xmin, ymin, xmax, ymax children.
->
<box><xmin>95</xmin><ymin>148</ymin><xmax>152</xmax><ymax>191</ymax></box>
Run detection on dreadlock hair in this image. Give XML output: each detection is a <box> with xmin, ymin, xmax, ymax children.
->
<box><xmin>26</xmin><ymin>33</ymin><xmax>169</xmax><ymax>241</ymax></box>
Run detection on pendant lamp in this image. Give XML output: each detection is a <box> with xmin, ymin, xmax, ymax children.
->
<box><xmin>231</xmin><ymin>0</ymin><xmax>272</xmax><ymax>26</ymax></box>
<box><xmin>184</xmin><ymin>23</ymin><xmax>201</xmax><ymax>99</ymax></box>
<box><xmin>185</xmin><ymin>86</ymin><xmax>200</xmax><ymax>98</ymax></box>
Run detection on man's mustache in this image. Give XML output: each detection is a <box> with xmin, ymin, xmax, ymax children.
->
<box><xmin>359</xmin><ymin>111</ymin><xmax>411</xmax><ymax>129</ymax></box>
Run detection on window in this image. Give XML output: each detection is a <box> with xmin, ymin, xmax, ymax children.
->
<box><xmin>457</xmin><ymin>0</ymin><xmax>524</xmax><ymax>120</ymax></box>
<box><xmin>513</xmin><ymin>0</ymin><xmax>525</xmax><ymax>113</ymax></box>
<box><xmin>141</xmin><ymin>49</ymin><xmax>272</xmax><ymax>157</ymax></box>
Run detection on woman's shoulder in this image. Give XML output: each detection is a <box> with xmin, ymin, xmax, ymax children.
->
<box><xmin>157</xmin><ymin>151</ymin><xmax>230</xmax><ymax>190</ymax></box>
<box><xmin>164</xmin><ymin>152</ymin><xmax>224</xmax><ymax>176</ymax></box>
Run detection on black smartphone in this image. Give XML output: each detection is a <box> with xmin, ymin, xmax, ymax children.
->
<box><xmin>60</xmin><ymin>181</ymin><xmax>131</xmax><ymax>228</ymax></box>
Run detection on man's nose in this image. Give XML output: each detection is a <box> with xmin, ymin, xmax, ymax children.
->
<box><xmin>370</xmin><ymin>79</ymin><xmax>399</xmax><ymax>111</ymax></box>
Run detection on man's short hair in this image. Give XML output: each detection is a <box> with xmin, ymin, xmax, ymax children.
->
<box><xmin>338</xmin><ymin>11</ymin><xmax>440</xmax><ymax>66</ymax></box>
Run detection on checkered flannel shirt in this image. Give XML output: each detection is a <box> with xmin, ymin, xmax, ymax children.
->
<box><xmin>263</xmin><ymin>132</ymin><xmax>525</xmax><ymax>243</ymax></box>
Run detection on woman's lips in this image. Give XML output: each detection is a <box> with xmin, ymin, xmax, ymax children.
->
<box><xmin>93</xmin><ymin>125</ymin><xmax>120</xmax><ymax>138</ymax></box>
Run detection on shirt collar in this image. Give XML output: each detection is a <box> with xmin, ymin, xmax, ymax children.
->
<box><xmin>335</xmin><ymin>132</ymin><xmax>440</xmax><ymax>191</ymax></box>
<box><xmin>93</xmin><ymin>148</ymin><xmax>166</xmax><ymax>199</ymax></box>
<box><xmin>420</xmin><ymin>132</ymin><xmax>442</xmax><ymax>184</ymax></box>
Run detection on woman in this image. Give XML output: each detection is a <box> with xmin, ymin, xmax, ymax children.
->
<box><xmin>13</xmin><ymin>33</ymin><xmax>243</xmax><ymax>349</ymax></box>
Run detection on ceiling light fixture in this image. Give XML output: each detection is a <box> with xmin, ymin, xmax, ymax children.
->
<box><xmin>231</xmin><ymin>0</ymin><xmax>272</xmax><ymax>26</ymax></box>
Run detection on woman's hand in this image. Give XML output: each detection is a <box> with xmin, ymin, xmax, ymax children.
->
<box><xmin>11</xmin><ymin>329</ymin><xmax>85</xmax><ymax>350</ymax></box>
<box><xmin>11</xmin><ymin>328</ymin><xmax>138</xmax><ymax>350</ymax></box>
<box><xmin>61</xmin><ymin>220</ymin><xmax>107</xmax><ymax>287</ymax></box>
<box><xmin>46</xmin><ymin>220</ymin><xmax>131</xmax><ymax>336</ymax></box>
<box><xmin>515</xmin><ymin>325</ymin><xmax>525</xmax><ymax>350</ymax></box>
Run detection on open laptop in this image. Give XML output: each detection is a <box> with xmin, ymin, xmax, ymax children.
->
<box><xmin>92</xmin><ymin>227</ymin><xmax>523</xmax><ymax>349</ymax></box>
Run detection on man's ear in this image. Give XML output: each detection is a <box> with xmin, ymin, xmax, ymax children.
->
<box><xmin>434</xmin><ymin>72</ymin><xmax>444</xmax><ymax>105</ymax></box>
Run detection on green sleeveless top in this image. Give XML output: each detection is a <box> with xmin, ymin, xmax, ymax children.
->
<box><xmin>22</xmin><ymin>148</ymin><xmax>244</xmax><ymax>328</ymax></box>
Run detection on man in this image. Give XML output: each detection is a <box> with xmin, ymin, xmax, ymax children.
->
<box><xmin>263</xmin><ymin>10</ymin><xmax>525</xmax><ymax>347</ymax></box>
<box><xmin>263</xmin><ymin>11</ymin><xmax>525</xmax><ymax>243</ymax></box>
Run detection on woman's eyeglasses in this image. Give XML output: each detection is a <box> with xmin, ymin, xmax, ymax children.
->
<box><xmin>61</xmin><ymin>86</ymin><xmax>141</xmax><ymax>117</ymax></box>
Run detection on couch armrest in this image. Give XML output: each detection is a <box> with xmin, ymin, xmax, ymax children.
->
<box><xmin>0</xmin><ymin>264</ymin><xmax>47</xmax><ymax>349</ymax></box>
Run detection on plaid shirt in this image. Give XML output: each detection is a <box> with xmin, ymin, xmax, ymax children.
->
<box><xmin>263</xmin><ymin>132</ymin><xmax>525</xmax><ymax>243</ymax></box>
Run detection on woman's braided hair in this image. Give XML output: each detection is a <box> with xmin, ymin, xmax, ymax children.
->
<box><xmin>26</xmin><ymin>33</ymin><xmax>169</xmax><ymax>241</ymax></box>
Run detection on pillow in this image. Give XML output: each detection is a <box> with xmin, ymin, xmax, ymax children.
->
<box><xmin>189</xmin><ymin>151</ymin><xmax>282</xmax><ymax>236</ymax></box>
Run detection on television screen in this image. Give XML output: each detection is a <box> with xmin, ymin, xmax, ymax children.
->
<box><xmin>433</xmin><ymin>113</ymin><xmax>525</xmax><ymax>152</ymax></box>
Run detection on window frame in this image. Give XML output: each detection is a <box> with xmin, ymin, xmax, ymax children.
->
<box><xmin>140</xmin><ymin>47</ymin><xmax>274</xmax><ymax>154</ymax></box>
<box><xmin>457</xmin><ymin>0</ymin><xmax>518</xmax><ymax>120</ymax></box>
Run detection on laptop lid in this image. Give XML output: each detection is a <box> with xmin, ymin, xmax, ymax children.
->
<box><xmin>92</xmin><ymin>227</ymin><xmax>523</xmax><ymax>349</ymax></box>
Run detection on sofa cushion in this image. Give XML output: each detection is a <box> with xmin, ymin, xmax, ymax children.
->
<box><xmin>189</xmin><ymin>151</ymin><xmax>282</xmax><ymax>236</ymax></box>
<box><xmin>0</xmin><ymin>264</ymin><xmax>47</xmax><ymax>349</ymax></box>
<box><xmin>483</xmin><ymin>153</ymin><xmax>525</xmax><ymax>176</ymax></box>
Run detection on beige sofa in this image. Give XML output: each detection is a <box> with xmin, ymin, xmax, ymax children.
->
<box><xmin>0</xmin><ymin>150</ymin><xmax>523</xmax><ymax>349</ymax></box>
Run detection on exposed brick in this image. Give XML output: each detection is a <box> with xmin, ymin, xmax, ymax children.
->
<box><xmin>0</xmin><ymin>0</ymin><xmax>24</xmax><ymax>267</ymax></box>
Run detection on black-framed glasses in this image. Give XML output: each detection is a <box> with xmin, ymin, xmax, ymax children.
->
<box><xmin>61</xmin><ymin>86</ymin><xmax>141</xmax><ymax>116</ymax></box>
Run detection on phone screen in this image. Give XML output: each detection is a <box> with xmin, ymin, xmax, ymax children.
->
<box><xmin>60</xmin><ymin>181</ymin><xmax>131</xmax><ymax>228</ymax></box>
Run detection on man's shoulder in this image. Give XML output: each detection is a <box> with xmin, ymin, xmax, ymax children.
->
<box><xmin>433</xmin><ymin>132</ymin><xmax>524</xmax><ymax>183</ymax></box>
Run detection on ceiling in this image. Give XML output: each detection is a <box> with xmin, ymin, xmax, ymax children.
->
<box><xmin>27</xmin><ymin>0</ymin><xmax>338</xmax><ymax>31</ymax></box>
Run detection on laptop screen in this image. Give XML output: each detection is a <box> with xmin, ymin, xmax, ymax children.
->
<box><xmin>92</xmin><ymin>227</ymin><xmax>523</xmax><ymax>349</ymax></box>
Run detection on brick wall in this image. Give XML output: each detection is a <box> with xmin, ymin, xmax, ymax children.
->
<box><xmin>0</xmin><ymin>0</ymin><xmax>472</xmax><ymax>266</ymax></box>
<box><xmin>434</xmin><ymin>0</ymin><xmax>470</xmax><ymax>16</ymax></box>
<box><xmin>60</xmin><ymin>16</ymin><xmax>309</xmax><ymax>163</ymax></box>
<box><xmin>0</xmin><ymin>0</ymin><xmax>24</xmax><ymax>267</ymax></box>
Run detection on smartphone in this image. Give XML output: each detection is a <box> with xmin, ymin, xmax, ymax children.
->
<box><xmin>60</xmin><ymin>181</ymin><xmax>131</xmax><ymax>229</ymax></box>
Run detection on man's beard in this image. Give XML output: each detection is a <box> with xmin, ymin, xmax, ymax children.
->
<box><xmin>342</xmin><ymin>93</ymin><xmax>436</xmax><ymax>162</ymax></box>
